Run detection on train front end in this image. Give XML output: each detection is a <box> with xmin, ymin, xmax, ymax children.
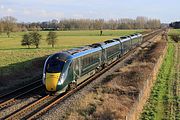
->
<box><xmin>42</xmin><ymin>53</ymin><xmax>72</xmax><ymax>94</ymax></box>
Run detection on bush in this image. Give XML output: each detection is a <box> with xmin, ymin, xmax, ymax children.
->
<box><xmin>170</xmin><ymin>34</ymin><xmax>180</xmax><ymax>43</ymax></box>
<box><xmin>46</xmin><ymin>31</ymin><xmax>58</xmax><ymax>48</ymax></box>
<box><xmin>29</xmin><ymin>32</ymin><xmax>42</xmax><ymax>48</ymax></box>
<box><xmin>21</xmin><ymin>31</ymin><xmax>42</xmax><ymax>48</ymax></box>
<box><xmin>21</xmin><ymin>33</ymin><xmax>31</xmax><ymax>48</ymax></box>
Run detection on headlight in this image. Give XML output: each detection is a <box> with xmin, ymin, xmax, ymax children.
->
<box><xmin>58</xmin><ymin>73</ymin><xmax>65</xmax><ymax>85</ymax></box>
<box><xmin>42</xmin><ymin>73</ymin><xmax>46</xmax><ymax>84</ymax></box>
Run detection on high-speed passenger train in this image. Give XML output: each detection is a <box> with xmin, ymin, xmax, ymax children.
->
<box><xmin>42</xmin><ymin>33</ymin><xmax>142</xmax><ymax>94</ymax></box>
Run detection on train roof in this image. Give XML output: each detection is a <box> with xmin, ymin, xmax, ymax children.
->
<box><xmin>101</xmin><ymin>40</ymin><xmax>120</xmax><ymax>49</ymax></box>
<box><xmin>51</xmin><ymin>44</ymin><xmax>102</xmax><ymax>60</ymax></box>
<box><xmin>120</xmin><ymin>36</ymin><xmax>131</xmax><ymax>42</ymax></box>
<box><xmin>48</xmin><ymin>33</ymin><xmax>142</xmax><ymax>61</ymax></box>
<box><xmin>135</xmin><ymin>33</ymin><xmax>142</xmax><ymax>37</ymax></box>
<box><xmin>72</xmin><ymin>47</ymin><xmax>101</xmax><ymax>59</ymax></box>
<box><xmin>129</xmin><ymin>34</ymin><xmax>138</xmax><ymax>39</ymax></box>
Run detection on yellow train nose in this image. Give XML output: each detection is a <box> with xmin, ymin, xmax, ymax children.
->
<box><xmin>45</xmin><ymin>73</ymin><xmax>61</xmax><ymax>91</ymax></box>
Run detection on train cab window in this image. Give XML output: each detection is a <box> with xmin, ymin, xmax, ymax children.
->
<box><xmin>46</xmin><ymin>59</ymin><xmax>65</xmax><ymax>73</ymax></box>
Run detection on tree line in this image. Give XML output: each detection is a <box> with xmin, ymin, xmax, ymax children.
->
<box><xmin>25</xmin><ymin>16</ymin><xmax>161</xmax><ymax>30</ymax></box>
<box><xmin>0</xmin><ymin>16</ymin><xmax>161</xmax><ymax>37</ymax></box>
<box><xmin>169</xmin><ymin>21</ymin><xmax>180</xmax><ymax>29</ymax></box>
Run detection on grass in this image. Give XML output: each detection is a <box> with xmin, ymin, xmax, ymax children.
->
<box><xmin>0</xmin><ymin>30</ymin><xmax>144</xmax><ymax>50</ymax></box>
<box><xmin>155</xmin><ymin>41</ymin><xmax>174</xmax><ymax>120</ymax></box>
<box><xmin>0</xmin><ymin>29</ymin><xmax>145</xmax><ymax>92</ymax></box>
<box><xmin>0</xmin><ymin>30</ymin><xmax>144</xmax><ymax>67</ymax></box>
<box><xmin>140</xmin><ymin>29</ymin><xmax>179</xmax><ymax>120</ymax></box>
<box><xmin>168</xmin><ymin>29</ymin><xmax>180</xmax><ymax>35</ymax></box>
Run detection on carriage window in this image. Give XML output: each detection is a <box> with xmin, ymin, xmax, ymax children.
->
<box><xmin>82</xmin><ymin>53</ymin><xmax>99</xmax><ymax>68</ymax></box>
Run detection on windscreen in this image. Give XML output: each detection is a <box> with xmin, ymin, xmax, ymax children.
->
<box><xmin>46</xmin><ymin>57</ymin><xmax>65</xmax><ymax>73</ymax></box>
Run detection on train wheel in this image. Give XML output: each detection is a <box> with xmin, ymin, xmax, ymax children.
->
<box><xmin>95</xmin><ymin>66</ymin><xmax>101</xmax><ymax>73</ymax></box>
<box><xmin>68</xmin><ymin>82</ymin><xmax>77</xmax><ymax>91</ymax></box>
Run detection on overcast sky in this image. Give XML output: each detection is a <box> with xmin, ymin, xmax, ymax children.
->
<box><xmin>0</xmin><ymin>0</ymin><xmax>179</xmax><ymax>23</ymax></box>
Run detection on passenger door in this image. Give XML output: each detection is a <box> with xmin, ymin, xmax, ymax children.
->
<box><xmin>73</xmin><ymin>58</ymin><xmax>80</xmax><ymax>80</ymax></box>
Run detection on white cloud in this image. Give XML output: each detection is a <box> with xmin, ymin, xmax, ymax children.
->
<box><xmin>0</xmin><ymin>5</ymin><xmax>15</xmax><ymax>16</ymax></box>
<box><xmin>72</xmin><ymin>14</ymin><xmax>84</xmax><ymax>19</ymax></box>
<box><xmin>7</xmin><ymin>8</ymin><xmax>13</xmax><ymax>12</ymax></box>
<box><xmin>39</xmin><ymin>9</ymin><xmax>64</xmax><ymax>19</ymax></box>
<box><xmin>23</xmin><ymin>9</ymin><xmax>31</xmax><ymax>15</ymax></box>
<box><xmin>0</xmin><ymin>5</ymin><xmax>4</xmax><ymax>9</ymax></box>
<box><xmin>20</xmin><ymin>8</ymin><xmax>65</xmax><ymax>21</ymax></box>
<box><xmin>88</xmin><ymin>11</ymin><xmax>96</xmax><ymax>14</ymax></box>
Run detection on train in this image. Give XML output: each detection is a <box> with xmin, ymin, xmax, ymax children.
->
<box><xmin>42</xmin><ymin>33</ymin><xmax>142</xmax><ymax>94</ymax></box>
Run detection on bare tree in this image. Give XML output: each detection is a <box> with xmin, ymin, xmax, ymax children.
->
<box><xmin>1</xmin><ymin>16</ymin><xmax>17</xmax><ymax>37</ymax></box>
<box><xmin>135</xmin><ymin>16</ymin><xmax>148</xmax><ymax>29</ymax></box>
<box><xmin>0</xmin><ymin>20</ymin><xmax>3</xmax><ymax>35</ymax></box>
<box><xmin>59</xmin><ymin>22</ymin><xmax>65</xmax><ymax>31</ymax></box>
<box><xmin>108</xmin><ymin>19</ymin><xmax>118</xmax><ymax>30</ymax></box>
<box><xmin>93</xmin><ymin>19</ymin><xmax>104</xmax><ymax>30</ymax></box>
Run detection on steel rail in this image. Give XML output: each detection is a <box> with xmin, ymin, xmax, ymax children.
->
<box><xmin>4</xmin><ymin>95</ymin><xmax>50</xmax><ymax>120</ymax></box>
<box><xmin>0</xmin><ymin>79</ymin><xmax>42</xmax><ymax>99</ymax></box>
<box><xmin>0</xmin><ymin>84</ymin><xmax>43</xmax><ymax>110</ymax></box>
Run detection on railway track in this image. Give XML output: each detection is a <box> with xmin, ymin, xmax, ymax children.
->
<box><xmin>0</xmin><ymin>79</ymin><xmax>42</xmax><ymax>99</ymax></box>
<box><xmin>1</xmin><ymin>29</ymin><xmax>164</xmax><ymax>120</ymax></box>
<box><xmin>4</xmin><ymin>48</ymin><xmax>133</xmax><ymax>119</ymax></box>
<box><xmin>0</xmin><ymin>80</ymin><xmax>43</xmax><ymax>111</ymax></box>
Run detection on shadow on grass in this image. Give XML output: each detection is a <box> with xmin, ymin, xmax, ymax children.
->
<box><xmin>0</xmin><ymin>46</ymin><xmax>75</xmax><ymax>51</ymax></box>
<box><xmin>0</xmin><ymin>55</ymin><xmax>49</xmax><ymax>96</ymax></box>
<box><xmin>0</xmin><ymin>48</ymin><xmax>40</xmax><ymax>51</ymax></box>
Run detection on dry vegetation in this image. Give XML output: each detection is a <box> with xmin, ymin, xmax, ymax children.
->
<box><xmin>63</xmin><ymin>36</ymin><xmax>167</xmax><ymax>120</ymax></box>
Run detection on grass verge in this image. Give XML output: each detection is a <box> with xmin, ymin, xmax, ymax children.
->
<box><xmin>140</xmin><ymin>37</ymin><xmax>176</xmax><ymax>120</ymax></box>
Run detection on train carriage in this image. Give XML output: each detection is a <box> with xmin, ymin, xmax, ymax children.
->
<box><xmin>120</xmin><ymin>36</ymin><xmax>132</xmax><ymax>54</ymax></box>
<box><xmin>135</xmin><ymin>33</ymin><xmax>143</xmax><ymax>43</ymax></box>
<box><xmin>101</xmin><ymin>40</ymin><xmax>122</xmax><ymax>65</ymax></box>
<box><xmin>130</xmin><ymin>33</ymin><xmax>142</xmax><ymax>48</ymax></box>
<box><xmin>43</xmin><ymin>45</ymin><xmax>103</xmax><ymax>93</ymax></box>
<box><xmin>72</xmin><ymin>46</ymin><xmax>102</xmax><ymax>84</ymax></box>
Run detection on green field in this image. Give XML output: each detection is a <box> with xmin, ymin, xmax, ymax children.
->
<box><xmin>168</xmin><ymin>29</ymin><xmax>180</xmax><ymax>35</ymax></box>
<box><xmin>0</xmin><ymin>29</ymin><xmax>145</xmax><ymax>92</ymax></box>
<box><xmin>0</xmin><ymin>30</ymin><xmax>145</xmax><ymax>50</ymax></box>
<box><xmin>0</xmin><ymin>30</ymin><xmax>144</xmax><ymax>67</ymax></box>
